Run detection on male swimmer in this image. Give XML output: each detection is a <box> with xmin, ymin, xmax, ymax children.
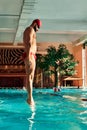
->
<box><xmin>23</xmin><ymin>19</ymin><xmax>42</xmax><ymax>106</ymax></box>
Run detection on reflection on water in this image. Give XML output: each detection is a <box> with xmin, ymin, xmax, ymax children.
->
<box><xmin>28</xmin><ymin>105</ymin><xmax>36</xmax><ymax>130</ymax></box>
<box><xmin>80</xmin><ymin>102</ymin><xmax>87</xmax><ymax>108</ymax></box>
<box><xmin>82</xmin><ymin>87</ymin><xmax>87</xmax><ymax>91</ymax></box>
<box><xmin>0</xmin><ymin>100</ymin><xmax>4</xmax><ymax>104</ymax></box>
<box><xmin>80</xmin><ymin>110</ymin><xmax>87</xmax><ymax>115</ymax></box>
<box><xmin>79</xmin><ymin>98</ymin><xmax>87</xmax><ymax>124</ymax></box>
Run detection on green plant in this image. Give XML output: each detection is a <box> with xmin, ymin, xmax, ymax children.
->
<box><xmin>36</xmin><ymin>44</ymin><xmax>78</xmax><ymax>87</ymax></box>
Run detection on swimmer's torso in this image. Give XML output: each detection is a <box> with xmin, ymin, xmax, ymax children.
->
<box><xmin>23</xmin><ymin>26</ymin><xmax>37</xmax><ymax>56</ymax></box>
<box><xmin>23</xmin><ymin>26</ymin><xmax>37</xmax><ymax>73</ymax></box>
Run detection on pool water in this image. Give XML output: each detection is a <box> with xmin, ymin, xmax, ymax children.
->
<box><xmin>0</xmin><ymin>88</ymin><xmax>87</xmax><ymax>130</ymax></box>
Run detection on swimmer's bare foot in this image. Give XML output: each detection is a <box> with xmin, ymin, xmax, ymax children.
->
<box><xmin>27</xmin><ymin>98</ymin><xmax>35</xmax><ymax>106</ymax></box>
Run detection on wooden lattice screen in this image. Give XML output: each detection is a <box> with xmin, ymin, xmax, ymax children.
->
<box><xmin>0</xmin><ymin>48</ymin><xmax>24</xmax><ymax>65</ymax></box>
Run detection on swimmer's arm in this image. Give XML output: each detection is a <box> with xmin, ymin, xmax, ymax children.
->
<box><xmin>63</xmin><ymin>95</ymin><xmax>77</xmax><ymax>100</ymax></box>
<box><xmin>23</xmin><ymin>28</ymin><xmax>33</xmax><ymax>46</ymax></box>
<box><xmin>28</xmin><ymin>29</ymin><xmax>34</xmax><ymax>46</ymax></box>
<box><xmin>63</xmin><ymin>95</ymin><xmax>87</xmax><ymax>101</ymax></box>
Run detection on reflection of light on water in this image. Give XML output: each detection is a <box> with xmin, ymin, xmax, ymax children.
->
<box><xmin>79</xmin><ymin>110</ymin><xmax>87</xmax><ymax>115</ymax></box>
<box><xmin>79</xmin><ymin>100</ymin><xmax>87</xmax><ymax>124</ymax></box>
<box><xmin>80</xmin><ymin>102</ymin><xmax>87</xmax><ymax>108</ymax></box>
<box><xmin>79</xmin><ymin>111</ymin><xmax>87</xmax><ymax>124</ymax></box>
<box><xmin>82</xmin><ymin>87</ymin><xmax>87</xmax><ymax>91</ymax></box>
<box><xmin>27</xmin><ymin>105</ymin><xmax>36</xmax><ymax>130</ymax></box>
<box><xmin>79</xmin><ymin>117</ymin><xmax>87</xmax><ymax>124</ymax></box>
<box><xmin>0</xmin><ymin>100</ymin><xmax>4</xmax><ymax>104</ymax></box>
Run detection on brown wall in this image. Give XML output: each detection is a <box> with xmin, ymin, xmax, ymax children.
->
<box><xmin>86</xmin><ymin>46</ymin><xmax>87</xmax><ymax>86</ymax></box>
<box><xmin>73</xmin><ymin>45</ymin><xmax>82</xmax><ymax>86</ymax></box>
<box><xmin>37</xmin><ymin>42</ymin><xmax>73</xmax><ymax>54</ymax></box>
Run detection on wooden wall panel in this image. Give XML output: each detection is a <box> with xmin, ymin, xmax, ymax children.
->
<box><xmin>73</xmin><ymin>45</ymin><xmax>82</xmax><ymax>86</ymax></box>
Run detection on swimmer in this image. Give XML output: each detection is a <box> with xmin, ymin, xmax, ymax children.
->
<box><xmin>63</xmin><ymin>95</ymin><xmax>87</xmax><ymax>101</ymax></box>
<box><xmin>53</xmin><ymin>87</ymin><xmax>61</xmax><ymax>92</ymax></box>
<box><xmin>63</xmin><ymin>95</ymin><xmax>77</xmax><ymax>101</ymax></box>
<box><xmin>23</xmin><ymin>19</ymin><xmax>42</xmax><ymax>106</ymax></box>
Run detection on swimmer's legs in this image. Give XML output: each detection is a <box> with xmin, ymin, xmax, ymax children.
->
<box><xmin>24</xmin><ymin>59</ymin><xmax>35</xmax><ymax>106</ymax></box>
<box><xmin>26</xmin><ymin>74</ymin><xmax>34</xmax><ymax>106</ymax></box>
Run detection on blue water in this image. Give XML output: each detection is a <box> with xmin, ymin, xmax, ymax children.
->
<box><xmin>0</xmin><ymin>88</ymin><xmax>87</xmax><ymax>130</ymax></box>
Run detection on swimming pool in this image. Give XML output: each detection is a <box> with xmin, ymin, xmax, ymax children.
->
<box><xmin>0</xmin><ymin>88</ymin><xmax>87</xmax><ymax>130</ymax></box>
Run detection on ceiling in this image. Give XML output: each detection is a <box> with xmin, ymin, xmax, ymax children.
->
<box><xmin>0</xmin><ymin>0</ymin><xmax>87</xmax><ymax>45</ymax></box>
